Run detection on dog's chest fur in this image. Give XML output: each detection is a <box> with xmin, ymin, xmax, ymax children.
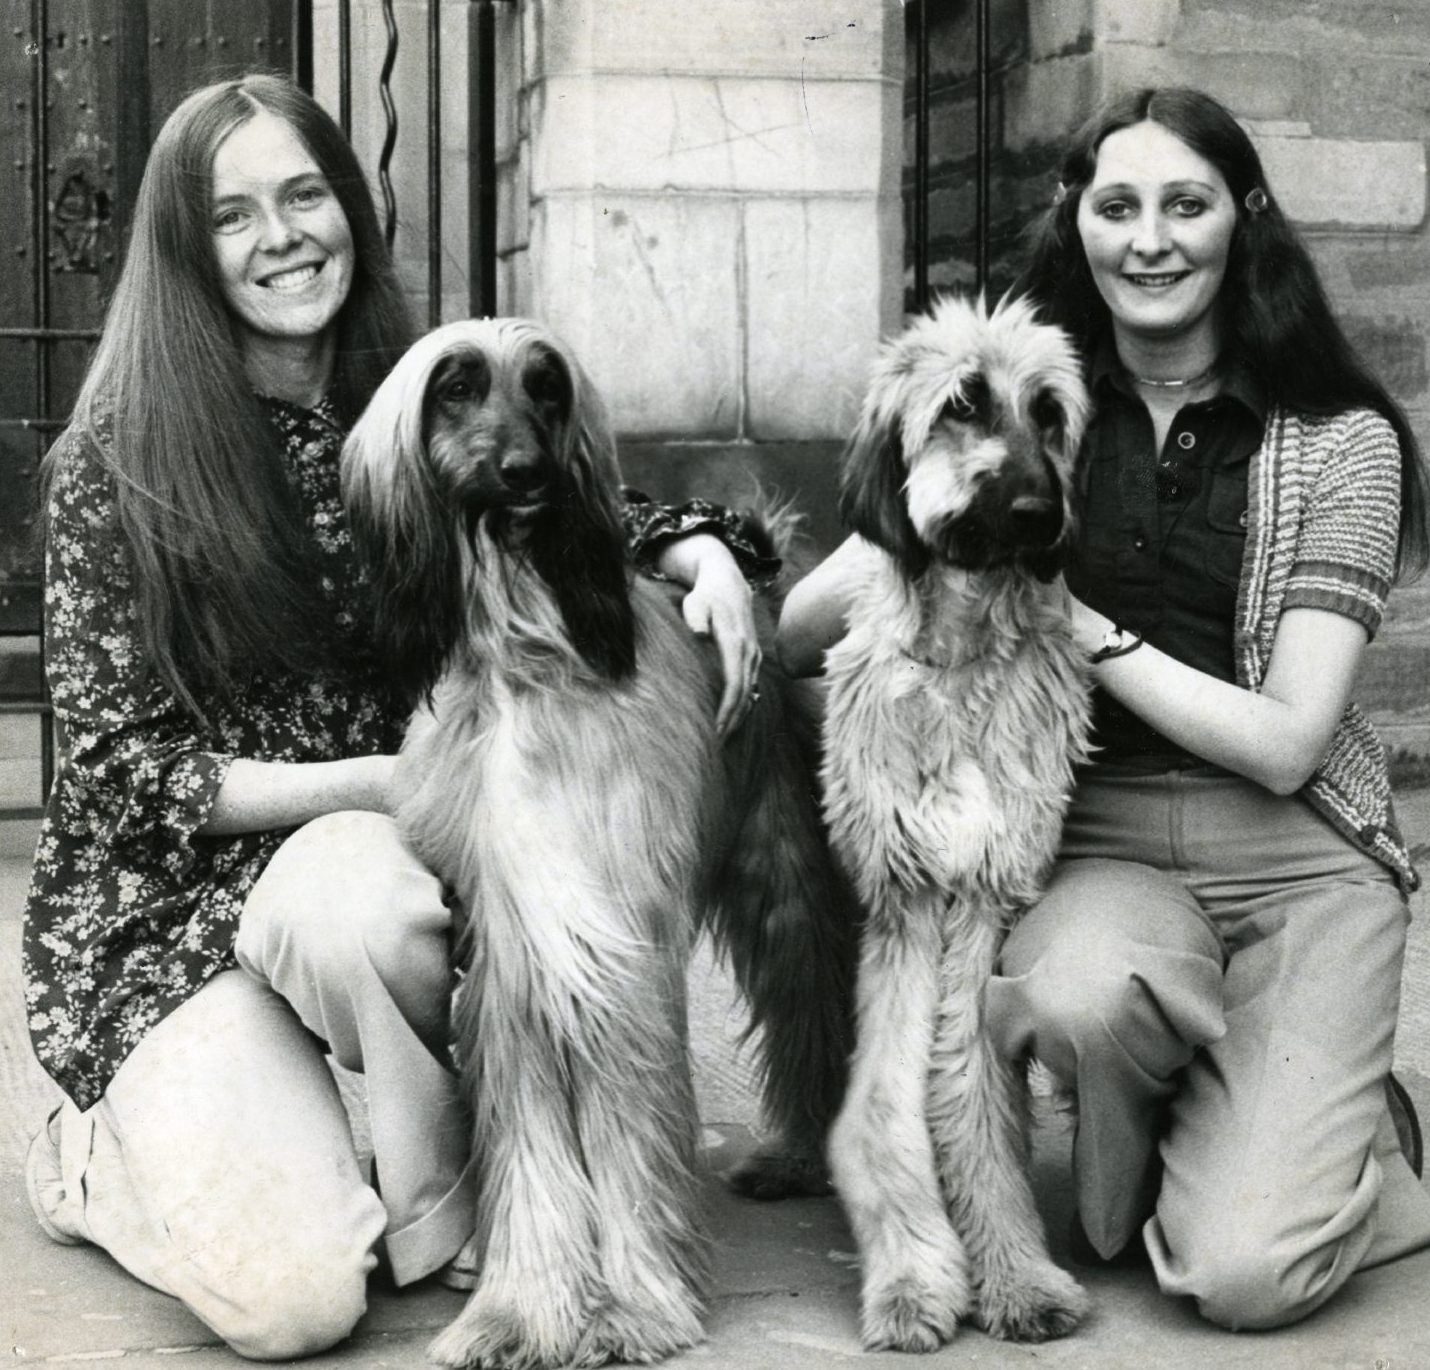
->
<box><xmin>392</xmin><ymin>578</ymin><xmax>721</xmax><ymax>1026</ymax></box>
<box><xmin>823</xmin><ymin>552</ymin><xmax>1091</xmax><ymax>918</ymax></box>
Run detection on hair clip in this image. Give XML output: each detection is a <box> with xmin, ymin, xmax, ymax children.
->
<box><xmin>1244</xmin><ymin>186</ymin><xmax>1269</xmax><ymax>214</ymax></box>
<box><xmin>1052</xmin><ymin>180</ymin><xmax>1069</xmax><ymax>207</ymax></box>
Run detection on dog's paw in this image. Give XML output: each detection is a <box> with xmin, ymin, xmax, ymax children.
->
<box><xmin>570</xmin><ymin>1293</ymin><xmax>704</xmax><ymax>1367</ymax></box>
<box><xmin>976</xmin><ymin>1259</ymin><xmax>1089</xmax><ymax>1343</ymax></box>
<box><xmin>859</xmin><ymin>1270</ymin><xmax>971</xmax><ymax>1353</ymax></box>
<box><xmin>428</xmin><ymin>1293</ymin><xmax>581</xmax><ymax>1370</ymax></box>
<box><xmin>726</xmin><ymin>1147</ymin><xmax>834</xmax><ymax>1201</ymax></box>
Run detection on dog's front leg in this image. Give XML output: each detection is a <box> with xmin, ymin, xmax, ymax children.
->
<box><xmin>926</xmin><ymin>910</ymin><xmax>1087</xmax><ymax>1343</ymax></box>
<box><xmin>828</xmin><ymin>890</ymin><xmax>972</xmax><ymax>1352</ymax></box>
<box><xmin>429</xmin><ymin>1009</ymin><xmax>597</xmax><ymax>1370</ymax></box>
<box><xmin>568</xmin><ymin>944</ymin><xmax>708</xmax><ymax>1368</ymax></box>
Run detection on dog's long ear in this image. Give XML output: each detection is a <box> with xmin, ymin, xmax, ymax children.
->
<box><xmin>522</xmin><ymin>344</ymin><xmax>637</xmax><ymax>680</ymax></box>
<box><xmin>341</xmin><ymin>338</ymin><xmax>465</xmax><ymax>704</ymax></box>
<box><xmin>838</xmin><ymin>408</ymin><xmax>929</xmax><ymax>578</ymax></box>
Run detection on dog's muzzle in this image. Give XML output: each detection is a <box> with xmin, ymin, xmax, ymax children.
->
<box><xmin>932</xmin><ymin>485</ymin><xmax>1067</xmax><ymax>579</ymax></box>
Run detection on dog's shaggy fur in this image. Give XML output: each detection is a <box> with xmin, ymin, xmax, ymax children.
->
<box><xmin>823</xmin><ymin>295</ymin><xmax>1093</xmax><ymax>1351</ymax></box>
<box><xmin>341</xmin><ymin>318</ymin><xmax>855</xmax><ymax>1370</ymax></box>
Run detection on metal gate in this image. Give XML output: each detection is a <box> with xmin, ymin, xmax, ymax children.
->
<box><xmin>1</xmin><ymin>0</ymin><xmax>506</xmax><ymax>813</ymax></box>
<box><xmin>905</xmin><ymin>0</ymin><xmax>1019</xmax><ymax>316</ymax></box>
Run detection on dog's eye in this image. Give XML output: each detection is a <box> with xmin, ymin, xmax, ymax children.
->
<box><xmin>441</xmin><ymin>378</ymin><xmax>474</xmax><ymax>402</ymax></box>
<box><xmin>942</xmin><ymin>377</ymin><xmax>987</xmax><ymax>425</ymax></box>
<box><xmin>1030</xmin><ymin>391</ymin><xmax>1064</xmax><ymax>438</ymax></box>
<box><xmin>433</xmin><ymin>356</ymin><xmax>490</xmax><ymax>408</ymax></box>
<box><xmin>524</xmin><ymin>359</ymin><xmax>570</xmax><ymax>413</ymax></box>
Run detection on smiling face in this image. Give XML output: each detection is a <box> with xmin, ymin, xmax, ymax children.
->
<box><xmin>210</xmin><ymin>109</ymin><xmax>355</xmax><ymax>358</ymax></box>
<box><xmin>1076</xmin><ymin>120</ymin><xmax>1237</xmax><ymax>357</ymax></box>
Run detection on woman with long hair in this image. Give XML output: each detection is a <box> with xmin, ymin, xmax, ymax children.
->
<box><xmin>781</xmin><ymin>86</ymin><xmax>1430</xmax><ymax>1330</ymax></box>
<box><xmin>23</xmin><ymin>73</ymin><xmax>772</xmax><ymax>1357</ymax></box>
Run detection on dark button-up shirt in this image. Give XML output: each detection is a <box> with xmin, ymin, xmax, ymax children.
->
<box><xmin>1067</xmin><ymin>350</ymin><xmax>1267</xmax><ymax>764</ymax></box>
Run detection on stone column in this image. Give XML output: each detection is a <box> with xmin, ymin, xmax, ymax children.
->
<box><xmin>516</xmin><ymin>0</ymin><xmax>905</xmax><ymax>443</ymax></box>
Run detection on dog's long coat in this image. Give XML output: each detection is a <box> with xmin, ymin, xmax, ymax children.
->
<box><xmin>824</xmin><ymin>296</ymin><xmax>1092</xmax><ymax>1351</ymax></box>
<box><xmin>342</xmin><ymin>318</ymin><xmax>855</xmax><ymax>1370</ymax></box>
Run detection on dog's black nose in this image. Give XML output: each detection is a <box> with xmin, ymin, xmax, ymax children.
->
<box><xmin>1008</xmin><ymin>495</ymin><xmax>1062</xmax><ymax>546</ymax></box>
<box><xmin>499</xmin><ymin>447</ymin><xmax>546</xmax><ymax>494</ymax></box>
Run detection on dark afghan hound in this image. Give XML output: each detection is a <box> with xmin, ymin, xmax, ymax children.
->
<box><xmin>342</xmin><ymin>317</ymin><xmax>855</xmax><ymax>1369</ymax></box>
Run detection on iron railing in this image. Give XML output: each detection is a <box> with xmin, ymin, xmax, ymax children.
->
<box><xmin>907</xmin><ymin>0</ymin><xmax>994</xmax><ymax>315</ymax></box>
<box><xmin>307</xmin><ymin>0</ymin><xmax>506</xmax><ymax>325</ymax></box>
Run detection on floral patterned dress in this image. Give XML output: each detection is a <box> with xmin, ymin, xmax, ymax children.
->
<box><xmin>23</xmin><ymin>395</ymin><xmax>777</xmax><ymax>1111</ymax></box>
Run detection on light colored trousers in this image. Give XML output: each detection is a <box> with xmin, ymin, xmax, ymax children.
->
<box><xmin>43</xmin><ymin>812</ymin><xmax>475</xmax><ymax>1359</ymax></box>
<box><xmin>988</xmin><ymin>763</ymin><xmax>1430</xmax><ymax>1330</ymax></box>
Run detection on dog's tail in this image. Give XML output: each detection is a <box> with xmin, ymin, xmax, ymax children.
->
<box><xmin>729</xmin><ymin>479</ymin><xmax>820</xmax><ymax>604</ymax></box>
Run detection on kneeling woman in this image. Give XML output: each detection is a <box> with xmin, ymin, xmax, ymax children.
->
<box><xmin>23</xmin><ymin>74</ymin><xmax>771</xmax><ymax>1358</ymax></box>
<box><xmin>781</xmin><ymin>86</ymin><xmax>1430</xmax><ymax>1330</ymax></box>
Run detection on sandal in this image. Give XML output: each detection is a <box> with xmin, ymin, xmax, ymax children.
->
<box><xmin>437</xmin><ymin>1232</ymin><xmax>481</xmax><ymax>1291</ymax></box>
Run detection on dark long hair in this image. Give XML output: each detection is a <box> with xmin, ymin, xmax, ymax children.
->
<box><xmin>53</xmin><ymin>74</ymin><xmax>415</xmax><ymax>718</ymax></box>
<box><xmin>1015</xmin><ymin>86</ymin><xmax>1429</xmax><ymax>580</ymax></box>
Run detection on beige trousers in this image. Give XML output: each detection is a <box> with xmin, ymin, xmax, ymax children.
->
<box><xmin>42</xmin><ymin>811</ymin><xmax>476</xmax><ymax>1358</ymax></box>
<box><xmin>989</xmin><ymin>764</ymin><xmax>1430</xmax><ymax>1331</ymax></box>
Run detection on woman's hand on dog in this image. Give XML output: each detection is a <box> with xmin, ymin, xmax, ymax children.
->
<box><xmin>655</xmin><ymin>533</ymin><xmax>762</xmax><ymax>737</ymax></box>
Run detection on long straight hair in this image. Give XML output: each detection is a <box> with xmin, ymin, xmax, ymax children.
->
<box><xmin>54</xmin><ymin>74</ymin><xmax>416</xmax><ymax>718</ymax></box>
<box><xmin>1015</xmin><ymin>86</ymin><xmax>1429</xmax><ymax>580</ymax></box>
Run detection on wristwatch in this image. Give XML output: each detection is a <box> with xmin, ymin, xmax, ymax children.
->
<box><xmin>1089</xmin><ymin>623</ymin><xmax>1144</xmax><ymax>664</ymax></box>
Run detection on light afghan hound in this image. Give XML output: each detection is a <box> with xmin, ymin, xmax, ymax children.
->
<box><xmin>341</xmin><ymin>317</ymin><xmax>856</xmax><ymax>1370</ymax></box>
<box><xmin>823</xmin><ymin>296</ymin><xmax>1093</xmax><ymax>1351</ymax></box>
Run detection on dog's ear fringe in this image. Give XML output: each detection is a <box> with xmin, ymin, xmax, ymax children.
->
<box><xmin>838</xmin><ymin>413</ymin><xmax>929</xmax><ymax>579</ymax></box>
<box><xmin>525</xmin><ymin>366</ymin><xmax>638</xmax><ymax>682</ymax></box>
<box><xmin>342</xmin><ymin>350</ymin><xmax>466</xmax><ymax>705</ymax></box>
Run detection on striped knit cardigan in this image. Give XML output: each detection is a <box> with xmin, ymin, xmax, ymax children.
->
<box><xmin>1238</xmin><ymin>405</ymin><xmax>1418</xmax><ymax>894</ymax></box>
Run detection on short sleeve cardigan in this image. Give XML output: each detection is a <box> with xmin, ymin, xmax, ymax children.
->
<box><xmin>1236</xmin><ymin>406</ymin><xmax>1416</xmax><ymax>894</ymax></box>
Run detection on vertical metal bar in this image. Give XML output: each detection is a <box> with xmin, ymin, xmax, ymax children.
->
<box><xmin>32</xmin><ymin>0</ymin><xmax>55</xmax><ymax>798</ymax></box>
<box><xmin>975</xmin><ymin>0</ymin><xmax>991</xmax><ymax>297</ymax></box>
<box><xmin>293</xmin><ymin>0</ymin><xmax>313</xmax><ymax>90</ymax></box>
<box><xmin>428</xmin><ymin>0</ymin><xmax>442</xmax><ymax>327</ymax></box>
<box><xmin>378</xmin><ymin>0</ymin><xmax>400</xmax><ymax>249</ymax></box>
<box><xmin>338</xmin><ymin>0</ymin><xmax>352</xmax><ymax>138</ymax></box>
<box><xmin>114</xmin><ymin>1</ymin><xmax>150</xmax><ymax>253</ymax></box>
<box><xmin>31</xmin><ymin>0</ymin><xmax>50</xmax><ymax>436</ymax></box>
<box><xmin>912</xmin><ymin>0</ymin><xmax>929</xmax><ymax>316</ymax></box>
<box><xmin>468</xmin><ymin>0</ymin><xmax>497</xmax><ymax>317</ymax></box>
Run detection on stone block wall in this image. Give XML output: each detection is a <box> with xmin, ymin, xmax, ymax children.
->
<box><xmin>514</xmin><ymin>0</ymin><xmax>905</xmax><ymax>445</ymax></box>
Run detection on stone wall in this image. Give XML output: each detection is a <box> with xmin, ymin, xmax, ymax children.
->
<box><xmin>512</xmin><ymin>0</ymin><xmax>904</xmax><ymax>446</ymax></box>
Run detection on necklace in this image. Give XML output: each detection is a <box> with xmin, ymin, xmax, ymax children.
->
<box><xmin>1128</xmin><ymin>360</ymin><xmax>1220</xmax><ymax>390</ymax></box>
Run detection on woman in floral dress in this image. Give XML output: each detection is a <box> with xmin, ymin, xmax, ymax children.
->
<box><xmin>22</xmin><ymin>73</ymin><xmax>772</xmax><ymax>1358</ymax></box>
